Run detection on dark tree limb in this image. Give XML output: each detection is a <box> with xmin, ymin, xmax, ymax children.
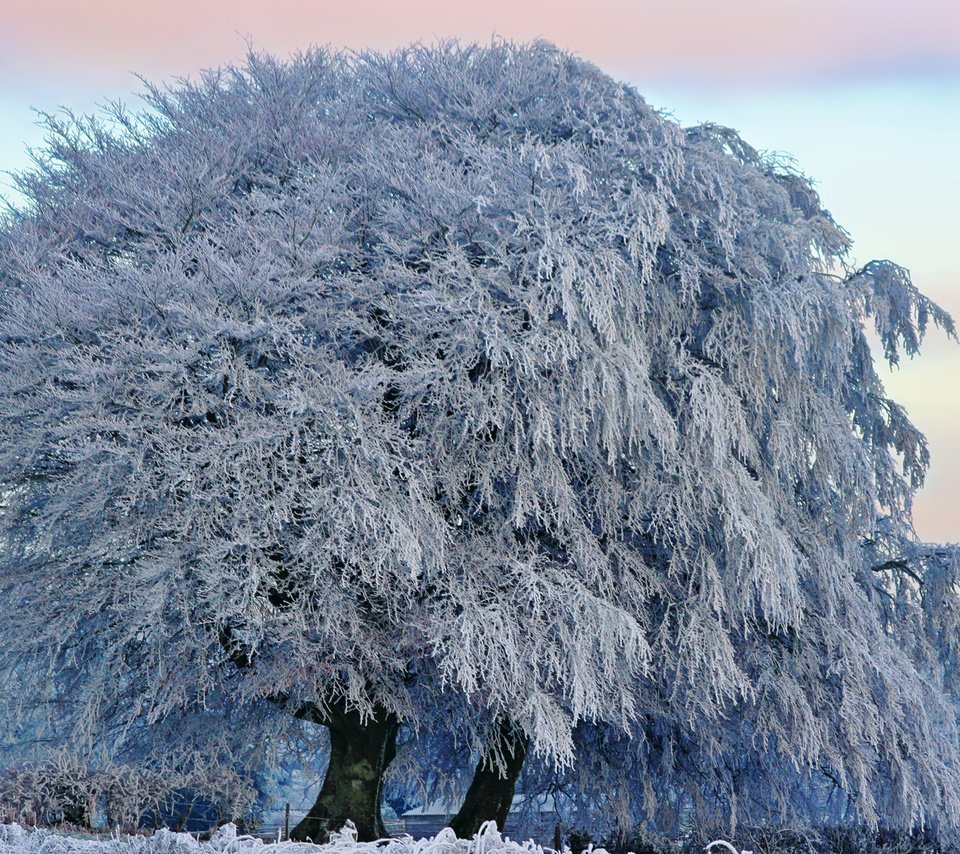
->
<box><xmin>870</xmin><ymin>559</ymin><xmax>924</xmax><ymax>588</ymax></box>
<box><xmin>290</xmin><ymin>698</ymin><xmax>400</xmax><ymax>843</ymax></box>
<box><xmin>449</xmin><ymin>717</ymin><xmax>528</xmax><ymax>838</ymax></box>
<box><xmin>217</xmin><ymin>626</ymin><xmax>398</xmax><ymax>842</ymax></box>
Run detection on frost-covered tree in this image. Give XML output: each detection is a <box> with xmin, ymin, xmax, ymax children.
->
<box><xmin>1</xmin><ymin>40</ymin><xmax>959</xmax><ymax>843</ymax></box>
<box><xmin>512</xmin><ymin>536</ymin><xmax>960</xmax><ymax>847</ymax></box>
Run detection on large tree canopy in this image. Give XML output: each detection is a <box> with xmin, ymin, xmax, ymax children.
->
<box><xmin>1</xmin><ymin>40</ymin><xmax>958</xmax><ymax>841</ymax></box>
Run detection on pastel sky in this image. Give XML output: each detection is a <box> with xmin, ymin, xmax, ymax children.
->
<box><xmin>1</xmin><ymin>1</ymin><xmax>958</xmax><ymax>540</ymax></box>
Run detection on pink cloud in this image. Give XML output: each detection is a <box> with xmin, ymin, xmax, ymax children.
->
<box><xmin>1</xmin><ymin>0</ymin><xmax>958</xmax><ymax>89</ymax></box>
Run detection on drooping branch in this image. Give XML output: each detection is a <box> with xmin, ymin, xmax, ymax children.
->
<box><xmin>870</xmin><ymin>559</ymin><xmax>924</xmax><ymax>588</ymax></box>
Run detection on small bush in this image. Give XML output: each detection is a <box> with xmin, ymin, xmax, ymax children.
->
<box><xmin>0</xmin><ymin>751</ymin><xmax>256</xmax><ymax>832</ymax></box>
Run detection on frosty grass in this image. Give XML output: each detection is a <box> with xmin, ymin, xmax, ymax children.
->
<box><xmin>0</xmin><ymin>822</ymin><xmax>596</xmax><ymax>854</ymax></box>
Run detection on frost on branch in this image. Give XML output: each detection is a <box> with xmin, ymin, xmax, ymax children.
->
<box><xmin>0</xmin><ymin>40</ymin><xmax>958</xmax><ymax>837</ymax></box>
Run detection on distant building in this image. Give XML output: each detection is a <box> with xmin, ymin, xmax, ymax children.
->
<box><xmin>401</xmin><ymin>794</ymin><xmax>558</xmax><ymax>842</ymax></box>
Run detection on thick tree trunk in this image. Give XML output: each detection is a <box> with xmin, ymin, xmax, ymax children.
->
<box><xmin>449</xmin><ymin>718</ymin><xmax>528</xmax><ymax>839</ymax></box>
<box><xmin>290</xmin><ymin>700</ymin><xmax>399</xmax><ymax>843</ymax></box>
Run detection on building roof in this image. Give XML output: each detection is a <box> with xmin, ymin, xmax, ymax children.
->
<box><xmin>401</xmin><ymin>794</ymin><xmax>555</xmax><ymax>818</ymax></box>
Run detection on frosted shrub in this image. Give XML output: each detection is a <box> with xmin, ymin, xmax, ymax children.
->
<box><xmin>0</xmin><ymin>752</ymin><xmax>255</xmax><ymax>832</ymax></box>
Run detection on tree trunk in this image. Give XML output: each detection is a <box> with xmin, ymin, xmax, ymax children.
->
<box><xmin>290</xmin><ymin>700</ymin><xmax>399</xmax><ymax>843</ymax></box>
<box><xmin>449</xmin><ymin>718</ymin><xmax>528</xmax><ymax>839</ymax></box>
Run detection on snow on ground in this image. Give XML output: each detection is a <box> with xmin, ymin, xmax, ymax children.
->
<box><xmin>0</xmin><ymin>821</ymin><xmax>584</xmax><ymax>854</ymax></box>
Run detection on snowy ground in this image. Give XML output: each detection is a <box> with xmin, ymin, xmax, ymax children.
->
<box><xmin>0</xmin><ymin>821</ymin><xmax>752</xmax><ymax>854</ymax></box>
<box><xmin>0</xmin><ymin>822</ymin><xmax>584</xmax><ymax>854</ymax></box>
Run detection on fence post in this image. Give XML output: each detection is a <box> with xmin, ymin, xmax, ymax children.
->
<box><xmin>284</xmin><ymin>803</ymin><xmax>291</xmax><ymax>841</ymax></box>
